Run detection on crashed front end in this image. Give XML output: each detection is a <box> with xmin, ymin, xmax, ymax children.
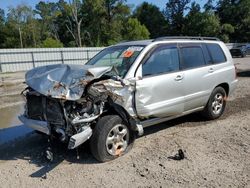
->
<box><xmin>19</xmin><ymin>64</ymin><xmax>136</xmax><ymax>149</ymax></box>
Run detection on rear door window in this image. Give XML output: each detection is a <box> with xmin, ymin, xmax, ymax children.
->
<box><xmin>179</xmin><ymin>43</ymin><xmax>206</xmax><ymax>70</ymax></box>
<box><xmin>206</xmin><ymin>43</ymin><xmax>226</xmax><ymax>63</ymax></box>
<box><xmin>201</xmin><ymin>43</ymin><xmax>213</xmax><ymax>64</ymax></box>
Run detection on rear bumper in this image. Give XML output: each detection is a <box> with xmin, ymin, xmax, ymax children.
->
<box><xmin>18</xmin><ymin>115</ymin><xmax>50</xmax><ymax>135</ymax></box>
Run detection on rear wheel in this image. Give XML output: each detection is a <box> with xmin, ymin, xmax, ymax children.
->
<box><xmin>90</xmin><ymin>115</ymin><xmax>134</xmax><ymax>162</ymax></box>
<box><xmin>202</xmin><ymin>87</ymin><xmax>227</xmax><ymax>120</ymax></box>
<box><xmin>241</xmin><ymin>52</ymin><xmax>246</xmax><ymax>58</ymax></box>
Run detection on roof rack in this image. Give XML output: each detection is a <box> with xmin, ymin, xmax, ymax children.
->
<box><xmin>153</xmin><ymin>36</ymin><xmax>220</xmax><ymax>42</ymax></box>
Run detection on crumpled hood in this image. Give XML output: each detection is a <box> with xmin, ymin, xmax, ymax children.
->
<box><xmin>25</xmin><ymin>64</ymin><xmax>113</xmax><ymax>100</ymax></box>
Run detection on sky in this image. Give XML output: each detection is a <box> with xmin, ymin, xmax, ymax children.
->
<box><xmin>0</xmin><ymin>0</ymin><xmax>207</xmax><ymax>13</ymax></box>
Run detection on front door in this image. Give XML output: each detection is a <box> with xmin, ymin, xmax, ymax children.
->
<box><xmin>135</xmin><ymin>44</ymin><xmax>184</xmax><ymax>118</ymax></box>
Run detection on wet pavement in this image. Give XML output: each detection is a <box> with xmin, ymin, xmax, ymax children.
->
<box><xmin>0</xmin><ymin>105</ymin><xmax>32</xmax><ymax>145</ymax></box>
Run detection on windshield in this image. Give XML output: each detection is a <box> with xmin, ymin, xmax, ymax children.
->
<box><xmin>87</xmin><ymin>45</ymin><xmax>145</xmax><ymax>77</ymax></box>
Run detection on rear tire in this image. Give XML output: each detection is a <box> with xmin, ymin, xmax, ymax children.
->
<box><xmin>241</xmin><ymin>52</ymin><xmax>246</xmax><ymax>58</ymax></box>
<box><xmin>90</xmin><ymin>115</ymin><xmax>135</xmax><ymax>162</ymax></box>
<box><xmin>202</xmin><ymin>87</ymin><xmax>227</xmax><ymax>120</ymax></box>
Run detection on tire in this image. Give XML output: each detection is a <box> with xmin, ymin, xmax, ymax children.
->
<box><xmin>202</xmin><ymin>87</ymin><xmax>227</xmax><ymax>120</ymax></box>
<box><xmin>90</xmin><ymin>115</ymin><xmax>135</xmax><ymax>162</ymax></box>
<box><xmin>241</xmin><ymin>52</ymin><xmax>246</xmax><ymax>58</ymax></box>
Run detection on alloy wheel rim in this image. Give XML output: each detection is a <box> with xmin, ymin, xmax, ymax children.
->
<box><xmin>212</xmin><ymin>93</ymin><xmax>224</xmax><ymax>115</ymax></box>
<box><xmin>106</xmin><ymin>124</ymin><xmax>129</xmax><ymax>156</ymax></box>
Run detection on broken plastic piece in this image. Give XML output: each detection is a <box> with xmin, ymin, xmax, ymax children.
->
<box><xmin>45</xmin><ymin>147</ymin><xmax>54</xmax><ymax>162</ymax></box>
<box><xmin>168</xmin><ymin>149</ymin><xmax>185</xmax><ymax>160</ymax></box>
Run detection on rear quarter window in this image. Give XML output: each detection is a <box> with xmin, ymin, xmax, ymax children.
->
<box><xmin>206</xmin><ymin>43</ymin><xmax>227</xmax><ymax>64</ymax></box>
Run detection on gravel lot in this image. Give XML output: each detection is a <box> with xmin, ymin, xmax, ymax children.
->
<box><xmin>0</xmin><ymin>57</ymin><xmax>250</xmax><ymax>188</ymax></box>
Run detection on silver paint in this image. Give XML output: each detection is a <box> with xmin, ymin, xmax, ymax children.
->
<box><xmin>18</xmin><ymin>115</ymin><xmax>50</xmax><ymax>135</ymax></box>
<box><xmin>22</xmin><ymin>39</ymin><xmax>238</xmax><ymax>142</ymax></box>
<box><xmin>88</xmin><ymin>78</ymin><xmax>136</xmax><ymax>116</ymax></box>
<box><xmin>25</xmin><ymin>64</ymin><xmax>113</xmax><ymax>100</ymax></box>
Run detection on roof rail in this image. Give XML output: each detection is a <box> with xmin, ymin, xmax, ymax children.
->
<box><xmin>153</xmin><ymin>36</ymin><xmax>220</xmax><ymax>42</ymax></box>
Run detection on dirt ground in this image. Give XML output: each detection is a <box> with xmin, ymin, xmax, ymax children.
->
<box><xmin>0</xmin><ymin>57</ymin><xmax>250</xmax><ymax>188</ymax></box>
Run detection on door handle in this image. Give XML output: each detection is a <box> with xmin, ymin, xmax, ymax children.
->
<box><xmin>175</xmin><ymin>75</ymin><xmax>183</xmax><ymax>81</ymax></box>
<box><xmin>208</xmin><ymin>68</ymin><xmax>214</xmax><ymax>73</ymax></box>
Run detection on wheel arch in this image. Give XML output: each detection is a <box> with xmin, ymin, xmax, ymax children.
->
<box><xmin>215</xmin><ymin>83</ymin><xmax>229</xmax><ymax>97</ymax></box>
<box><xmin>204</xmin><ymin>83</ymin><xmax>229</xmax><ymax>107</ymax></box>
<box><xmin>101</xmin><ymin>98</ymin><xmax>138</xmax><ymax>133</ymax></box>
<box><xmin>201</xmin><ymin>84</ymin><xmax>228</xmax><ymax>120</ymax></box>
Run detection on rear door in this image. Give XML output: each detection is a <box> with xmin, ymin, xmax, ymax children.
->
<box><xmin>135</xmin><ymin>44</ymin><xmax>185</xmax><ymax>118</ymax></box>
<box><xmin>178</xmin><ymin>43</ymin><xmax>216</xmax><ymax>111</ymax></box>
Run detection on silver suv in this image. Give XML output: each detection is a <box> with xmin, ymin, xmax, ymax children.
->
<box><xmin>19</xmin><ymin>37</ymin><xmax>238</xmax><ymax>162</ymax></box>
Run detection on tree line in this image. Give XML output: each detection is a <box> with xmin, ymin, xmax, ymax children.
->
<box><xmin>0</xmin><ymin>0</ymin><xmax>249</xmax><ymax>48</ymax></box>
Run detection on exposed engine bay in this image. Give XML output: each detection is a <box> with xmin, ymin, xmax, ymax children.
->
<box><xmin>22</xmin><ymin>88</ymin><xmax>104</xmax><ymax>149</ymax></box>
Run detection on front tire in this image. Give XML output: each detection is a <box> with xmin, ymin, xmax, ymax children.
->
<box><xmin>202</xmin><ymin>87</ymin><xmax>227</xmax><ymax>120</ymax></box>
<box><xmin>90</xmin><ymin>115</ymin><xmax>134</xmax><ymax>162</ymax></box>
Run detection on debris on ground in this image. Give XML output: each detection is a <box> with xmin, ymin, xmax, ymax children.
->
<box><xmin>168</xmin><ymin>149</ymin><xmax>185</xmax><ymax>160</ymax></box>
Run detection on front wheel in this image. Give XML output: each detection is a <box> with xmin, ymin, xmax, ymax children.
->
<box><xmin>202</xmin><ymin>87</ymin><xmax>227</xmax><ymax>120</ymax></box>
<box><xmin>90</xmin><ymin>115</ymin><xmax>134</xmax><ymax>162</ymax></box>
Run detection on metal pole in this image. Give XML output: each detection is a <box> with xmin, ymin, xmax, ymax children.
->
<box><xmin>0</xmin><ymin>55</ymin><xmax>2</xmax><ymax>73</ymax></box>
<box><xmin>31</xmin><ymin>52</ymin><xmax>35</xmax><ymax>68</ymax></box>
<box><xmin>86</xmin><ymin>50</ymin><xmax>89</xmax><ymax>61</ymax></box>
<box><xmin>60</xmin><ymin>51</ymin><xmax>64</xmax><ymax>64</ymax></box>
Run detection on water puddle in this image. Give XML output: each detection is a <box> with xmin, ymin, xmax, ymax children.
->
<box><xmin>0</xmin><ymin>105</ymin><xmax>32</xmax><ymax>145</ymax></box>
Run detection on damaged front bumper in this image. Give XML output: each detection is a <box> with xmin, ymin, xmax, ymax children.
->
<box><xmin>18</xmin><ymin>115</ymin><xmax>50</xmax><ymax>135</ymax></box>
<box><xmin>19</xmin><ymin>115</ymin><xmax>93</xmax><ymax>149</ymax></box>
<box><xmin>68</xmin><ymin>126</ymin><xmax>92</xmax><ymax>149</ymax></box>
